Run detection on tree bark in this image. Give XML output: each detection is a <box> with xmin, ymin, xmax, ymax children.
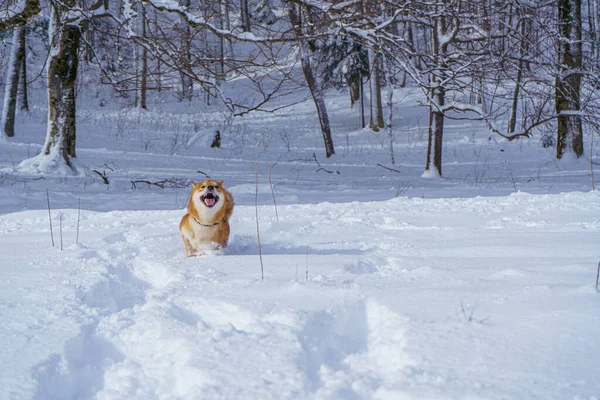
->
<box><xmin>221</xmin><ymin>0</ymin><xmax>233</xmax><ymax>63</ymax></box>
<box><xmin>1</xmin><ymin>24</ymin><xmax>26</xmax><ymax>137</ymax></box>
<box><xmin>360</xmin><ymin>76</ymin><xmax>365</xmax><ymax>128</ymax></box>
<box><xmin>386</xmin><ymin>89</ymin><xmax>395</xmax><ymax>165</ymax></box>
<box><xmin>138</xmin><ymin>4</ymin><xmax>148</xmax><ymax>109</ymax></box>
<box><xmin>556</xmin><ymin>0</ymin><xmax>584</xmax><ymax>159</ymax></box>
<box><xmin>42</xmin><ymin>5</ymin><xmax>81</xmax><ymax>168</ymax></box>
<box><xmin>509</xmin><ymin>18</ymin><xmax>528</xmax><ymax>134</ymax></box>
<box><xmin>180</xmin><ymin>0</ymin><xmax>193</xmax><ymax>101</ymax></box>
<box><xmin>425</xmin><ymin>88</ymin><xmax>445</xmax><ymax>176</ymax></box>
<box><xmin>424</xmin><ymin>9</ymin><xmax>448</xmax><ymax>177</ymax></box>
<box><xmin>241</xmin><ymin>0</ymin><xmax>251</xmax><ymax>32</ymax></box>
<box><xmin>19</xmin><ymin>26</ymin><xmax>29</xmax><ymax>112</ymax></box>
<box><xmin>349</xmin><ymin>79</ymin><xmax>360</xmax><ymax>108</ymax></box>
<box><xmin>368</xmin><ymin>46</ymin><xmax>384</xmax><ymax>131</ymax></box>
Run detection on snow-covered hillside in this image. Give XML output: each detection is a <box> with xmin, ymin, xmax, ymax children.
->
<box><xmin>1</xmin><ymin>87</ymin><xmax>599</xmax><ymax>399</ymax></box>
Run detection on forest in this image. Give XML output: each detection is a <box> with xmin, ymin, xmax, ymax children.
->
<box><xmin>1</xmin><ymin>0</ymin><xmax>598</xmax><ymax>177</ymax></box>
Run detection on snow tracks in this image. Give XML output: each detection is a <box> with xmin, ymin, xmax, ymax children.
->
<box><xmin>1</xmin><ymin>207</ymin><xmax>415</xmax><ymax>399</ymax></box>
<box><xmin>2</xmin><ymin>192</ymin><xmax>600</xmax><ymax>399</ymax></box>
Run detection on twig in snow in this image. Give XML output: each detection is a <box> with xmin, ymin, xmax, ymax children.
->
<box><xmin>266</xmin><ymin>161</ymin><xmax>279</xmax><ymax>222</ymax></box>
<box><xmin>377</xmin><ymin>163</ymin><xmax>401</xmax><ymax>174</ymax></box>
<box><xmin>312</xmin><ymin>152</ymin><xmax>340</xmax><ymax>174</ymax></box>
<box><xmin>59</xmin><ymin>214</ymin><xmax>63</xmax><ymax>251</ymax></box>
<box><xmin>305</xmin><ymin>247</ymin><xmax>309</xmax><ymax>282</ymax></box>
<box><xmin>197</xmin><ymin>170</ymin><xmax>211</xmax><ymax>179</ymax></box>
<box><xmin>46</xmin><ymin>189</ymin><xmax>54</xmax><ymax>248</ymax></box>
<box><xmin>596</xmin><ymin>261</ymin><xmax>600</xmax><ymax>291</ymax></box>
<box><xmin>509</xmin><ymin>171</ymin><xmax>519</xmax><ymax>193</ymax></box>
<box><xmin>395</xmin><ymin>181</ymin><xmax>411</xmax><ymax>197</ymax></box>
<box><xmin>76</xmin><ymin>198</ymin><xmax>81</xmax><ymax>245</ymax></box>
<box><xmin>130</xmin><ymin>178</ymin><xmax>190</xmax><ymax>190</ymax></box>
<box><xmin>255</xmin><ymin>163</ymin><xmax>264</xmax><ymax>280</ymax></box>
<box><xmin>93</xmin><ymin>169</ymin><xmax>109</xmax><ymax>184</ymax></box>
<box><xmin>459</xmin><ymin>298</ymin><xmax>489</xmax><ymax>323</ymax></box>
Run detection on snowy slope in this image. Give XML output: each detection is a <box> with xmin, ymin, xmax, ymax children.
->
<box><xmin>1</xmin><ymin>192</ymin><xmax>599</xmax><ymax>399</ymax></box>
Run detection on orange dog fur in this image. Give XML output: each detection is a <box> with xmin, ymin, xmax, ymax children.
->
<box><xmin>179</xmin><ymin>179</ymin><xmax>234</xmax><ymax>256</ymax></box>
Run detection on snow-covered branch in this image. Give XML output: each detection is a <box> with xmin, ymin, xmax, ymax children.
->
<box><xmin>0</xmin><ymin>0</ymin><xmax>40</xmax><ymax>30</ymax></box>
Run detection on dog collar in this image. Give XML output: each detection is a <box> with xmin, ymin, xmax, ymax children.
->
<box><xmin>193</xmin><ymin>217</ymin><xmax>220</xmax><ymax>227</ymax></box>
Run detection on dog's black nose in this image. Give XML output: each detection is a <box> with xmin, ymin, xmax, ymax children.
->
<box><xmin>207</xmin><ymin>186</ymin><xmax>214</xmax><ymax>191</ymax></box>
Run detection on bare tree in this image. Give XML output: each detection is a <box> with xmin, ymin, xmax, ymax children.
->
<box><xmin>138</xmin><ymin>3</ymin><xmax>148</xmax><ymax>109</ymax></box>
<box><xmin>362</xmin><ymin>1</ymin><xmax>384</xmax><ymax>131</ymax></box>
<box><xmin>19</xmin><ymin>25</ymin><xmax>29</xmax><ymax>112</ymax></box>
<box><xmin>556</xmin><ymin>0</ymin><xmax>584</xmax><ymax>159</ymax></box>
<box><xmin>18</xmin><ymin>0</ymin><xmax>109</xmax><ymax>173</ymax></box>
<box><xmin>287</xmin><ymin>2</ymin><xmax>335</xmax><ymax>157</ymax></box>
<box><xmin>42</xmin><ymin>0</ymin><xmax>82</xmax><ymax>169</ymax></box>
<box><xmin>179</xmin><ymin>0</ymin><xmax>193</xmax><ymax>101</ymax></box>
<box><xmin>0</xmin><ymin>0</ymin><xmax>40</xmax><ymax>138</ymax></box>
<box><xmin>240</xmin><ymin>0</ymin><xmax>251</xmax><ymax>32</ymax></box>
<box><xmin>1</xmin><ymin>24</ymin><xmax>26</xmax><ymax>137</ymax></box>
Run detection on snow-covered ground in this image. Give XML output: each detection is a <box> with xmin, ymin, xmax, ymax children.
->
<box><xmin>1</xmin><ymin>85</ymin><xmax>599</xmax><ymax>399</ymax></box>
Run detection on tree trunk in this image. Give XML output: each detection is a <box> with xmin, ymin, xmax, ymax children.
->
<box><xmin>138</xmin><ymin>5</ymin><xmax>148</xmax><ymax>109</ymax></box>
<box><xmin>509</xmin><ymin>19</ymin><xmax>527</xmax><ymax>134</ymax></box>
<box><xmin>423</xmin><ymin>7</ymin><xmax>449</xmax><ymax>177</ymax></box>
<box><xmin>42</xmin><ymin>9</ymin><xmax>81</xmax><ymax>169</ymax></box>
<box><xmin>556</xmin><ymin>0</ymin><xmax>584</xmax><ymax>159</ymax></box>
<box><xmin>180</xmin><ymin>0</ymin><xmax>193</xmax><ymax>101</ymax></box>
<box><xmin>154</xmin><ymin>10</ymin><xmax>162</xmax><ymax>93</ymax></box>
<box><xmin>360</xmin><ymin>76</ymin><xmax>365</xmax><ymax>128</ymax></box>
<box><xmin>299</xmin><ymin>46</ymin><xmax>334</xmax><ymax>157</ymax></box>
<box><xmin>425</xmin><ymin>88</ymin><xmax>445</xmax><ymax>177</ymax></box>
<box><xmin>349</xmin><ymin>79</ymin><xmax>360</xmax><ymax>108</ymax></box>
<box><xmin>368</xmin><ymin>46</ymin><xmax>384</xmax><ymax>131</ymax></box>
<box><xmin>1</xmin><ymin>24</ymin><xmax>26</xmax><ymax>138</ymax></box>
<box><xmin>241</xmin><ymin>0</ymin><xmax>251</xmax><ymax>32</ymax></box>
<box><xmin>221</xmin><ymin>0</ymin><xmax>233</xmax><ymax>61</ymax></box>
<box><xmin>19</xmin><ymin>27</ymin><xmax>29</xmax><ymax>112</ymax></box>
<box><xmin>386</xmin><ymin>89</ymin><xmax>395</xmax><ymax>165</ymax></box>
<box><xmin>288</xmin><ymin>5</ymin><xmax>334</xmax><ymax>157</ymax></box>
<box><xmin>508</xmin><ymin>66</ymin><xmax>522</xmax><ymax>134</ymax></box>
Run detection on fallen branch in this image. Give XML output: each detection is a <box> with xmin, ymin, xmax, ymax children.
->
<box><xmin>312</xmin><ymin>152</ymin><xmax>340</xmax><ymax>174</ymax></box>
<box><xmin>377</xmin><ymin>163</ymin><xmax>401</xmax><ymax>173</ymax></box>
<box><xmin>93</xmin><ymin>170</ymin><xmax>109</xmax><ymax>184</ymax></box>
<box><xmin>131</xmin><ymin>178</ymin><xmax>190</xmax><ymax>190</ymax></box>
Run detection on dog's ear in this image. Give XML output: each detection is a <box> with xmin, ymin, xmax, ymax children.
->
<box><xmin>191</xmin><ymin>182</ymin><xmax>199</xmax><ymax>190</ymax></box>
<box><xmin>218</xmin><ymin>180</ymin><xmax>224</xmax><ymax>188</ymax></box>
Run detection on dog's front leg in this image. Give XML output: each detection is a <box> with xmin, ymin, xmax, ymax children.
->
<box><xmin>182</xmin><ymin>236</ymin><xmax>194</xmax><ymax>257</ymax></box>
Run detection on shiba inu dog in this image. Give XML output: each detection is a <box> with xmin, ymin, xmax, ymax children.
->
<box><xmin>179</xmin><ymin>179</ymin><xmax>234</xmax><ymax>256</ymax></box>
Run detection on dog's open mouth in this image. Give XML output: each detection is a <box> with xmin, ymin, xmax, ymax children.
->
<box><xmin>201</xmin><ymin>193</ymin><xmax>219</xmax><ymax>207</ymax></box>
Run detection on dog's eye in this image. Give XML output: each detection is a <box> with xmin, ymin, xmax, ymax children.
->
<box><xmin>214</xmin><ymin>186</ymin><xmax>219</xmax><ymax>189</ymax></box>
<box><xmin>201</xmin><ymin>186</ymin><xmax>205</xmax><ymax>189</ymax></box>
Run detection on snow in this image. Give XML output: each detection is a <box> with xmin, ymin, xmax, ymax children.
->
<box><xmin>1</xmin><ymin>81</ymin><xmax>600</xmax><ymax>399</ymax></box>
<box><xmin>1</xmin><ymin>194</ymin><xmax>599</xmax><ymax>399</ymax></box>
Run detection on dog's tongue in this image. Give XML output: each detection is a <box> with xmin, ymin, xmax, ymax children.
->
<box><xmin>205</xmin><ymin>197</ymin><xmax>216</xmax><ymax>207</ymax></box>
